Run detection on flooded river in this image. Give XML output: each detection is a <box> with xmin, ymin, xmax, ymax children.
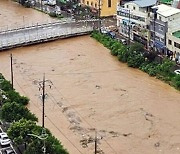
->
<box><xmin>1</xmin><ymin>1</ymin><xmax>180</xmax><ymax>154</ymax></box>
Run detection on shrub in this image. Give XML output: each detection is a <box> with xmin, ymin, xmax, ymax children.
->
<box><xmin>91</xmin><ymin>31</ymin><xmax>180</xmax><ymax>90</ymax></box>
<box><xmin>156</xmin><ymin>58</ymin><xmax>175</xmax><ymax>77</ymax></box>
<box><xmin>127</xmin><ymin>52</ymin><xmax>145</xmax><ymax>68</ymax></box>
<box><xmin>172</xmin><ymin>75</ymin><xmax>180</xmax><ymax>90</ymax></box>
<box><xmin>139</xmin><ymin>62</ymin><xmax>158</xmax><ymax>76</ymax></box>
<box><xmin>129</xmin><ymin>42</ymin><xmax>144</xmax><ymax>53</ymax></box>
<box><xmin>0</xmin><ymin>102</ymin><xmax>37</xmax><ymax>123</ymax></box>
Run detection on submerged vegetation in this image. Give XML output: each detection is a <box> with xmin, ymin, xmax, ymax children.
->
<box><xmin>91</xmin><ymin>31</ymin><xmax>180</xmax><ymax>90</ymax></box>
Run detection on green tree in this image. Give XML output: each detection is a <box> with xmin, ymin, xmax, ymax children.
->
<box><xmin>7</xmin><ymin>119</ymin><xmax>37</xmax><ymax>145</ymax></box>
<box><xmin>0</xmin><ymin>102</ymin><xmax>37</xmax><ymax>122</ymax></box>
<box><xmin>172</xmin><ymin>75</ymin><xmax>180</xmax><ymax>90</ymax></box>
<box><xmin>129</xmin><ymin>42</ymin><xmax>144</xmax><ymax>53</ymax></box>
<box><xmin>127</xmin><ymin>52</ymin><xmax>145</xmax><ymax>68</ymax></box>
<box><xmin>0</xmin><ymin>74</ymin><xmax>29</xmax><ymax>105</ymax></box>
<box><xmin>24</xmin><ymin>135</ymin><xmax>69</xmax><ymax>154</ymax></box>
<box><xmin>6</xmin><ymin>90</ymin><xmax>29</xmax><ymax>105</ymax></box>
<box><xmin>8</xmin><ymin>119</ymin><xmax>68</xmax><ymax>154</ymax></box>
<box><xmin>156</xmin><ymin>58</ymin><xmax>175</xmax><ymax>76</ymax></box>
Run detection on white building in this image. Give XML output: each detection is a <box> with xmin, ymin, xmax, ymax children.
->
<box><xmin>149</xmin><ymin>4</ymin><xmax>180</xmax><ymax>54</ymax></box>
<box><xmin>166</xmin><ymin>18</ymin><xmax>180</xmax><ymax>62</ymax></box>
<box><xmin>117</xmin><ymin>0</ymin><xmax>157</xmax><ymax>47</ymax></box>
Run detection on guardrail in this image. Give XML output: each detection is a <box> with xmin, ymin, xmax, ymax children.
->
<box><xmin>0</xmin><ymin>19</ymin><xmax>98</xmax><ymax>34</ymax></box>
<box><xmin>0</xmin><ymin>26</ymin><xmax>94</xmax><ymax>51</ymax></box>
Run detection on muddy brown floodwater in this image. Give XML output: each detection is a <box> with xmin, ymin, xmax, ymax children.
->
<box><xmin>1</xmin><ymin>1</ymin><xmax>180</xmax><ymax>154</ymax></box>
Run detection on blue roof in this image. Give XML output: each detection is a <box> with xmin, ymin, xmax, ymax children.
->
<box><xmin>132</xmin><ymin>0</ymin><xmax>157</xmax><ymax>7</ymax></box>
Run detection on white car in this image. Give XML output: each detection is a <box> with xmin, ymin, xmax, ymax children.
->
<box><xmin>0</xmin><ymin>133</ymin><xmax>11</xmax><ymax>146</ymax></box>
<box><xmin>120</xmin><ymin>39</ymin><xmax>127</xmax><ymax>45</ymax></box>
<box><xmin>174</xmin><ymin>69</ymin><xmax>180</xmax><ymax>75</ymax></box>
<box><xmin>4</xmin><ymin>147</ymin><xmax>16</xmax><ymax>154</ymax></box>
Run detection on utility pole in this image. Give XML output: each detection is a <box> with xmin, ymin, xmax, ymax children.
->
<box><xmin>42</xmin><ymin>74</ymin><xmax>45</xmax><ymax>128</ymax></box>
<box><xmin>38</xmin><ymin>74</ymin><xmax>52</xmax><ymax>128</ymax></box>
<box><xmin>128</xmin><ymin>9</ymin><xmax>131</xmax><ymax>47</ymax></box>
<box><xmin>95</xmin><ymin>131</ymin><xmax>97</xmax><ymax>154</ymax></box>
<box><xmin>10</xmin><ymin>53</ymin><xmax>14</xmax><ymax>90</ymax></box>
<box><xmin>41</xmin><ymin>0</ymin><xmax>43</xmax><ymax>11</ymax></box>
<box><xmin>98</xmin><ymin>0</ymin><xmax>101</xmax><ymax>31</ymax></box>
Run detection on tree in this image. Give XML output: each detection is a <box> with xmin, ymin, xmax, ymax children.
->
<box><xmin>0</xmin><ymin>102</ymin><xmax>37</xmax><ymax>122</ymax></box>
<box><xmin>156</xmin><ymin>58</ymin><xmax>175</xmax><ymax>76</ymax></box>
<box><xmin>24</xmin><ymin>135</ymin><xmax>69</xmax><ymax>154</ymax></box>
<box><xmin>143</xmin><ymin>51</ymin><xmax>157</xmax><ymax>62</ymax></box>
<box><xmin>5</xmin><ymin>90</ymin><xmax>29</xmax><ymax>105</ymax></box>
<box><xmin>8</xmin><ymin>119</ymin><xmax>69</xmax><ymax>154</ymax></box>
<box><xmin>127</xmin><ymin>52</ymin><xmax>145</xmax><ymax>68</ymax></box>
<box><xmin>129</xmin><ymin>42</ymin><xmax>144</xmax><ymax>53</ymax></box>
<box><xmin>0</xmin><ymin>74</ymin><xmax>29</xmax><ymax>105</ymax></box>
<box><xmin>7</xmin><ymin>119</ymin><xmax>37</xmax><ymax>146</ymax></box>
<box><xmin>172</xmin><ymin>74</ymin><xmax>180</xmax><ymax>90</ymax></box>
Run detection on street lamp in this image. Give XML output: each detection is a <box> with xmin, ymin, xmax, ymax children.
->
<box><xmin>28</xmin><ymin>129</ymin><xmax>48</xmax><ymax>154</ymax></box>
<box><xmin>98</xmin><ymin>0</ymin><xmax>101</xmax><ymax>31</ymax></box>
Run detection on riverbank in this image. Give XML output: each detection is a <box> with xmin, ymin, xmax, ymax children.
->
<box><xmin>1</xmin><ymin>1</ymin><xmax>180</xmax><ymax>153</ymax></box>
<box><xmin>91</xmin><ymin>31</ymin><xmax>180</xmax><ymax>91</ymax></box>
<box><xmin>1</xmin><ymin>35</ymin><xmax>180</xmax><ymax>154</ymax></box>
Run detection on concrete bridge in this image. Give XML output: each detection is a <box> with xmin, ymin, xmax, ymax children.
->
<box><xmin>0</xmin><ymin>19</ymin><xmax>98</xmax><ymax>51</ymax></box>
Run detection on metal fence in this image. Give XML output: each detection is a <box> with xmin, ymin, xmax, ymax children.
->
<box><xmin>0</xmin><ymin>21</ymin><xmax>97</xmax><ymax>50</ymax></box>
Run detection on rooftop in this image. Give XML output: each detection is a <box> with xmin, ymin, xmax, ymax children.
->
<box><xmin>173</xmin><ymin>30</ymin><xmax>180</xmax><ymax>38</ymax></box>
<box><xmin>127</xmin><ymin>0</ymin><xmax>157</xmax><ymax>7</ymax></box>
<box><xmin>152</xmin><ymin>4</ymin><xmax>180</xmax><ymax>17</ymax></box>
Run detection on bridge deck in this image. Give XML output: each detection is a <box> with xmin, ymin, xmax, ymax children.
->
<box><xmin>0</xmin><ymin>20</ymin><xmax>98</xmax><ymax>51</ymax></box>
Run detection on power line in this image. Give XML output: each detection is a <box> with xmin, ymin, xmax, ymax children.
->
<box><xmin>51</xmin><ymin>84</ymin><xmax>118</xmax><ymax>154</ymax></box>
<box><xmin>10</xmin><ymin>57</ymin><xmax>118</xmax><ymax>154</ymax></box>
<box><xmin>12</xmin><ymin>72</ymin><xmax>84</xmax><ymax>154</ymax></box>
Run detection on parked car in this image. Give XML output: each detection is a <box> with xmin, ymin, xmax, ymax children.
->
<box><xmin>174</xmin><ymin>69</ymin><xmax>180</xmax><ymax>75</ymax></box>
<box><xmin>4</xmin><ymin>147</ymin><xmax>16</xmax><ymax>154</ymax></box>
<box><xmin>119</xmin><ymin>39</ymin><xmax>127</xmax><ymax>45</ymax></box>
<box><xmin>0</xmin><ymin>133</ymin><xmax>11</xmax><ymax>146</ymax></box>
<box><xmin>108</xmin><ymin>31</ymin><xmax>116</xmax><ymax>38</ymax></box>
<box><xmin>100</xmin><ymin>27</ymin><xmax>108</xmax><ymax>34</ymax></box>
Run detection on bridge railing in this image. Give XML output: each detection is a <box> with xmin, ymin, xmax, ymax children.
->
<box><xmin>0</xmin><ymin>19</ymin><xmax>98</xmax><ymax>34</ymax></box>
<box><xmin>0</xmin><ymin>25</ymin><xmax>94</xmax><ymax>50</ymax></box>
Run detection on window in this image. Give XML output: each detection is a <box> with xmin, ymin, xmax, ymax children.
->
<box><xmin>133</xmin><ymin>6</ymin><xmax>135</xmax><ymax>10</ymax></box>
<box><xmin>87</xmin><ymin>1</ymin><xmax>89</xmax><ymax>5</ymax></box>
<box><xmin>95</xmin><ymin>3</ymin><xmax>97</xmax><ymax>8</ymax></box>
<box><xmin>161</xmin><ymin>38</ymin><xmax>164</xmax><ymax>42</ymax></box>
<box><xmin>91</xmin><ymin>2</ymin><xmax>93</xmax><ymax>6</ymax></box>
<box><xmin>174</xmin><ymin>42</ymin><xmax>180</xmax><ymax>49</ymax></box>
<box><xmin>127</xmin><ymin>5</ymin><xmax>129</xmax><ymax>8</ymax></box>
<box><xmin>108</xmin><ymin>0</ymin><xmax>111</xmax><ymax>7</ymax></box>
<box><xmin>168</xmin><ymin>39</ymin><xmax>172</xmax><ymax>45</ymax></box>
<box><xmin>159</xmin><ymin>16</ymin><xmax>162</xmax><ymax>21</ymax></box>
<box><xmin>159</xmin><ymin>25</ymin><xmax>163</xmax><ymax>31</ymax></box>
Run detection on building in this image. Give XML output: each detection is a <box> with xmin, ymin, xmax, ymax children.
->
<box><xmin>172</xmin><ymin>0</ymin><xmax>180</xmax><ymax>8</ymax></box>
<box><xmin>149</xmin><ymin>4</ymin><xmax>180</xmax><ymax>54</ymax></box>
<box><xmin>166</xmin><ymin>18</ymin><xmax>180</xmax><ymax>62</ymax></box>
<box><xmin>117</xmin><ymin>0</ymin><xmax>157</xmax><ymax>47</ymax></box>
<box><xmin>166</xmin><ymin>31</ymin><xmax>180</xmax><ymax>62</ymax></box>
<box><xmin>80</xmin><ymin>0</ymin><xmax>118</xmax><ymax>17</ymax></box>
